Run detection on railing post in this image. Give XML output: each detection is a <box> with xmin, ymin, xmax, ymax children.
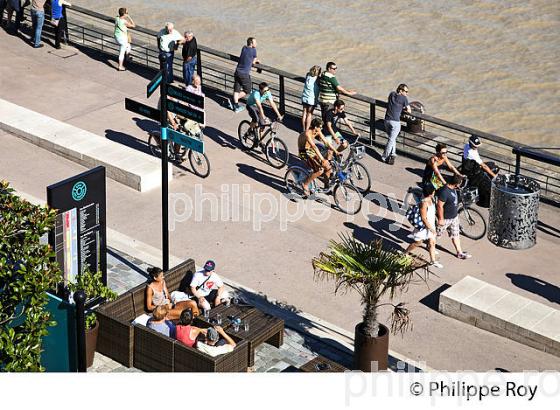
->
<box><xmin>279</xmin><ymin>75</ymin><xmax>285</xmax><ymax>115</ymax></box>
<box><xmin>196</xmin><ymin>49</ymin><xmax>202</xmax><ymax>81</ymax></box>
<box><xmin>369</xmin><ymin>102</ymin><xmax>376</xmax><ymax>145</ymax></box>
<box><xmin>515</xmin><ymin>153</ymin><xmax>521</xmax><ymax>176</ymax></box>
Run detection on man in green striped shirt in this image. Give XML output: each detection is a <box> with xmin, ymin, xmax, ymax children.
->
<box><xmin>318</xmin><ymin>62</ymin><xmax>356</xmax><ymax>121</ymax></box>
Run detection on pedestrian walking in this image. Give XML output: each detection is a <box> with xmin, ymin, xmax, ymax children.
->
<box><xmin>114</xmin><ymin>7</ymin><xmax>135</xmax><ymax>71</ymax></box>
<box><xmin>317</xmin><ymin>61</ymin><xmax>356</xmax><ymax>121</ymax></box>
<box><xmin>30</xmin><ymin>0</ymin><xmax>46</xmax><ymax>48</ymax></box>
<box><xmin>436</xmin><ymin>174</ymin><xmax>472</xmax><ymax>260</ymax></box>
<box><xmin>157</xmin><ymin>22</ymin><xmax>184</xmax><ymax>83</ymax></box>
<box><xmin>0</xmin><ymin>0</ymin><xmax>7</xmax><ymax>27</ymax></box>
<box><xmin>301</xmin><ymin>65</ymin><xmax>321</xmax><ymax>131</ymax></box>
<box><xmin>405</xmin><ymin>184</ymin><xmax>442</xmax><ymax>268</ymax></box>
<box><xmin>7</xmin><ymin>0</ymin><xmax>27</xmax><ymax>35</ymax></box>
<box><xmin>182</xmin><ymin>30</ymin><xmax>197</xmax><ymax>88</ymax></box>
<box><xmin>52</xmin><ymin>0</ymin><xmax>71</xmax><ymax>49</ymax></box>
<box><xmin>381</xmin><ymin>84</ymin><xmax>411</xmax><ymax>165</ymax></box>
<box><xmin>229</xmin><ymin>37</ymin><xmax>259</xmax><ymax>113</ymax></box>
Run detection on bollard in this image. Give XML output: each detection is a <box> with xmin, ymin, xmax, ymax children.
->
<box><xmin>74</xmin><ymin>290</ymin><xmax>87</xmax><ymax>372</ymax></box>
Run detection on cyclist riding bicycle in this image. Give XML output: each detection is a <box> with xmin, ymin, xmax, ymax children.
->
<box><xmin>297</xmin><ymin>118</ymin><xmax>339</xmax><ymax>196</ymax></box>
<box><xmin>319</xmin><ymin>99</ymin><xmax>358</xmax><ymax>160</ymax></box>
<box><xmin>246</xmin><ymin>82</ymin><xmax>283</xmax><ymax>142</ymax></box>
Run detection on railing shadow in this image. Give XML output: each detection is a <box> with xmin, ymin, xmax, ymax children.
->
<box><xmin>537</xmin><ymin>221</ymin><xmax>560</xmax><ymax>239</ymax></box>
<box><xmin>505</xmin><ymin>273</ymin><xmax>560</xmax><ymax>304</ymax></box>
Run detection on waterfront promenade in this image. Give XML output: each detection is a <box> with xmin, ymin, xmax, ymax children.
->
<box><xmin>1</xmin><ymin>29</ymin><xmax>559</xmax><ymax>371</ymax></box>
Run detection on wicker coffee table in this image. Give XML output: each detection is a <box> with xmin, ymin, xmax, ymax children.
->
<box><xmin>227</xmin><ymin>309</ymin><xmax>284</xmax><ymax>367</ymax></box>
<box><xmin>300</xmin><ymin>356</ymin><xmax>348</xmax><ymax>372</ymax></box>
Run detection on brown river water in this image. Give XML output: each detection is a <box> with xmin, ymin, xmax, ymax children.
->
<box><xmin>72</xmin><ymin>0</ymin><xmax>560</xmax><ymax>146</ymax></box>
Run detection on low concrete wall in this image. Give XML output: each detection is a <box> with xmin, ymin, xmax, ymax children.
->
<box><xmin>439</xmin><ymin>276</ymin><xmax>560</xmax><ymax>357</ymax></box>
<box><xmin>0</xmin><ymin>98</ymin><xmax>170</xmax><ymax>192</ymax></box>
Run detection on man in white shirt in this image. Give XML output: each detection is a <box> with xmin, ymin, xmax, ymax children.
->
<box><xmin>190</xmin><ymin>260</ymin><xmax>229</xmax><ymax>311</ymax></box>
<box><xmin>157</xmin><ymin>22</ymin><xmax>184</xmax><ymax>84</ymax></box>
<box><xmin>196</xmin><ymin>326</ymin><xmax>236</xmax><ymax>357</ymax></box>
<box><xmin>462</xmin><ymin>135</ymin><xmax>497</xmax><ymax>179</ymax></box>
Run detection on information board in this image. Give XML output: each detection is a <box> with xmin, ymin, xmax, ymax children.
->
<box><xmin>47</xmin><ymin>166</ymin><xmax>107</xmax><ymax>293</ymax></box>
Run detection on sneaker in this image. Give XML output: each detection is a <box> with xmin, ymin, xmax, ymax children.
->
<box><xmin>457</xmin><ymin>252</ymin><xmax>472</xmax><ymax>260</ymax></box>
<box><xmin>387</xmin><ymin>155</ymin><xmax>395</xmax><ymax>165</ymax></box>
<box><xmin>234</xmin><ymin>105</ymin><xmax>245</xmax><ymax>113</ymax></box>
<box><xmin>430</xmin><ymin>261</ymin><xmax>444</xmax><ymax>269</ymax></box>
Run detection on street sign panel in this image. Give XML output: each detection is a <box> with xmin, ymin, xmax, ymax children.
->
<box><xmin>168</xmin><ymin>128</ymin><xmax>204</xmax><ymax>154</ymax></box>
<box><xmin>167</xmin><ymin>85</ymin><xmax>205</xmax><ymax>109</ymax></box>
<box><xmin>147</xmin><ymin>70</ymin><xmax>163</xmax><ymax>98</ymax></box>
<box><xmin>167</xmin><ymin>99</ymin><xmax>205</xmax><ymax>124</ymax></box>
<box><xmin>125</xmin><ymin>98</ymin><xmax>161</xmax><ymax>122</ymax></box>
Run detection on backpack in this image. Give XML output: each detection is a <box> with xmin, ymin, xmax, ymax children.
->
<box><xmin>406</xmin><ymin>204</ymin><xmax>425</xmax><ymax>230</ymax></box>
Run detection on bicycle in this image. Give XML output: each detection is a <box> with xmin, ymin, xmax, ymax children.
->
<box><xmin>148</xmin><ymin>126</ymin><xmax>211</xmax><ymax>178</ymax></box>
<box><xmin>403</xmin><ymin>178</ymin><xmax>487</xmax><ymax>240</ymax></box>
<box><xmin>284</xmin><ymin>152</ymin><xmax>363</xmax><ymax>215</ymax></box>
<box><xmin>237</xmin><ymin>119</ymin><xmax>289</xmax><ymax>169</ymax></box>
<box><xmin>337</xmin><ymin>140</ymin><xmax>371</xmax><ymax>194</ymax></box>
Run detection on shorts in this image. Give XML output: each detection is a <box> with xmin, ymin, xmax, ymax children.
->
<box><xmin>234</xmin><ymin>71</ymin><xmax>252</xmax><ymax>94</ymax></box>
<box><xmin>247</xmin><ymin>104</ymin><xmax>267</xmax><ymax>126</ymax></box>
<box><xmin>437</xmin><ymin>216</ymin><xmax>460</xmax><ymax>238</ymax></box>
<box><xmin>302</xmin><ymin>101</ymin><xmax>316</xmax><ymax>110</ymax></box>
<box><xmin>299</xmin><ymin>150</ymin><xmax>322</xmax><ymax>172</ymax></box>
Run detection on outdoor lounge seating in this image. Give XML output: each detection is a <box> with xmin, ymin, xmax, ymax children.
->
<box><xmin>96</xmin><ymin>258</ymin><xmax>284</xmax><ymax>371</ymax></box>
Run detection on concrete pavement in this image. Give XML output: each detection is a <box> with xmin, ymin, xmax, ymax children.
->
<box><xmin>1</xmin><ymin>28</ymin><xmax>560</xmax><ymax>371</ymax></box>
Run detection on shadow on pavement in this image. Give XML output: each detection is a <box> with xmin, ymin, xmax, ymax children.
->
<box><xmin>105</xmin><ymin>129</ymin><xmax>151</xmax><ymax>155</ymax></box>
<box><xmin>236</xmin><ymin>163</ymin><xmax>285</xmax><ymax>193</ymax></box>
<box><xmin>505</xmin><ymin>273</ymin><xmax>560</xmax><ymax>304</ymax></box>
<box><xmin>537</xmin><ymin>221</ymin><xmax>560</xmax><ymax>239</ymax></box>
<box><xmin>419</xmin><ymin>284</ymin><xmax>451</xmax><ymax>311</ymax></box>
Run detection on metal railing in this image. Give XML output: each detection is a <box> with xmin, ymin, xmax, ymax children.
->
<box><xmin>26</xmin><ymin>5</ymin><xmax>560</xmax><ymax>203</ymax></box>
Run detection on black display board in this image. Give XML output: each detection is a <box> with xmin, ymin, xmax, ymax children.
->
<box><xmin>47</xmin><ymin>166</ymin><xmax>107</xmax><ymax>297</ymax></box>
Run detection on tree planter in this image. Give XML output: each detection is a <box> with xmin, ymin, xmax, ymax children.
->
<box><xmin>85</xmin><ymin>320</ymin><xmax>99</xmax><ymax>369</ymax></box>
<box><xmin>354</xmin><ymin>323</ymin><xmax>389</xmax><ymax>371</ymax></box>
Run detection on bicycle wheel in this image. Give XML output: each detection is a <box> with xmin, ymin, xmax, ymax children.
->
<box><xmin>265</xmin><ymin>136</ymin><xmax>289</xmax><ymax>169</ymax></box>
<box><xmin>458</xmin><ymin>206</ymin><xmax>487</xmax><ymax>240</ymax></box>
<box><xmin>237</xmin><ymin>120</ymin><xmax>257</xmax><ymax>150</ymax></box>
<box><xmin>333</xmin><ymin>182</ymin><xmax>362</xmax><ymax>215</ymax></box>
<box><xmin>148</xmin><ymin>133</ymin><xmax>162</xmax><ymax>158</ymax></box>
<box><xmin>188</xmin><ymin>150</ymin><xmax>211</xmax><ymax>178</ymax></box>
<box><xmin>349</xmin><ymin>161</ymin><xmax>371</xmax><ymax>193</ymax></box>
<box><xmin>403</xmin><ymin>187</ymin><xmax>422</xmax><ymax>214</ymax></box>
<box><xmin>284</xmin><ymin>166</ymin><xmax>310</xmax><ymax>198</ymax></box>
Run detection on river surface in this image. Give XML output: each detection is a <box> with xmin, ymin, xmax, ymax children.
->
<box><xmin>72</xmin><ymin>0</ymin><xmax>560</xmax><ymax>146</ymax></box>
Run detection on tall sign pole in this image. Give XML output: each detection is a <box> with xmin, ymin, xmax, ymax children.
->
<box><xmin>159</xmin><ymin>53</ymin><xmax>170</xmax><ymax>272</ymax></box>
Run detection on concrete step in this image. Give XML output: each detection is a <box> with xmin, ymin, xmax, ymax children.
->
<box><xmin>439</xmin><ymin>275</ymin><xmax>560</xmax><ymax>357</ymax></box>
<box><xmin>0</xmin><ymin>98</ymin><xmax>170</xmax><ymax>192</ymax></box>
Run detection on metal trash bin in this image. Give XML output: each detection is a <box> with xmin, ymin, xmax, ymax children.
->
<box><xmin>403</xmin><ymin>101</ymin><xmax>425</xmax><ymax>134</ymax></box>
<box><xmin>487</xmin><ymin>173</ymin><xmax>540</xmax><ymax>249</ymax></box>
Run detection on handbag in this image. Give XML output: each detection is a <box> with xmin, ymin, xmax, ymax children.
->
<box><xmin>406</xmin><ymin>204</ymin><xmax>425</xmax><ymax>230</ymax></box>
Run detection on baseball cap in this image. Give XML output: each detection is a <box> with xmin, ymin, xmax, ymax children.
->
<box><xmin>469</xmin><ymin>135</ymin><xmax>481</xmax><ymax>147</ymax></box>
<box><xmin>206</xmin><ymin>327</ymin><xmax>219</xmax><ymax>342</ymax></box>
<box><xmin>203</xmin><ymin>260</ymin><xmax>216</xmax><ymax>272</ymax></box>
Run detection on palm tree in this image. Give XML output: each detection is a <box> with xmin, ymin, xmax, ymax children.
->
<box><xmin>312</xmin><ymin>235</ymin><xmax>429</xmax><ymax>338</ymax></box>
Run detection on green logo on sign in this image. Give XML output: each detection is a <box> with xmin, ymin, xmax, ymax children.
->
<box><xmin>72</xmin><ymin>181</ymin><xmax>87</xmax><ymax>201</ymax></box>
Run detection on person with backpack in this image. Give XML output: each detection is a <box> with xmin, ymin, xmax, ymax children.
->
<box><xmin>405</xmin><ymin>184</ymin><xmax>442</xmax><ymax>269</ymax></box>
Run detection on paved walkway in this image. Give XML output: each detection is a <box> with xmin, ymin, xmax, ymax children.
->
<box><xmin>2</xmin><ymin>27</ymin><xmax>560</xmax><ymax>371</ymax></box>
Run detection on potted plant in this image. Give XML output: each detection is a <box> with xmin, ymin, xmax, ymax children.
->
<box><xmin>312</xmin><ymin>235</ymin><xmax>428</xmax><ymax>371</ymax></box>
<box><xmin>68</xmin><ymin>268</ymin><xmax>117</xmax><ymax>368</ymax></box>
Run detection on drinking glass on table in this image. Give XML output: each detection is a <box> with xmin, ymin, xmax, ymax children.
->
<box><xmin>216</xmin><ymin>313</ymin><xmax>222</xmax><ymax>325</ymax></box>
<box><xmin>203</xmin><ymin>308</ymin><xmax>210</xmax><ymax>319</ymax></box>
<box><xmin>243</xmin><ymin>321</ymin><xmax>250</xmax><ymax>332</ymax></box>
<box><xmin>232</xmin><ymin>318</ymin><xmax>240</xmax><ymax>332</ymax></box>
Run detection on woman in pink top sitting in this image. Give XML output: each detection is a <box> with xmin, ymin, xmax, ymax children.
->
<box><xmin>175</xmin><ymin>308</ymin><xmax>205</xmax><ymax>347</ymax></box>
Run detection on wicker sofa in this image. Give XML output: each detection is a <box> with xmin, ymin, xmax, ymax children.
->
<box><xmin>96</xmin><ymin>259</ymin><xmax>249</xmax><ymax>372</ymax></box>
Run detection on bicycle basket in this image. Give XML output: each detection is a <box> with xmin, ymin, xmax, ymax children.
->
<box><xmin>337</xmin><ymin>170</ymin><xmax>348</xmax><ymax>182</ymax></box>
<box><xmin>352</xmin><ymin>145</ymin><xmax>365</xmax><ymax>160</ymax></box>
<box><xmin>460</xmin><ymin>187</ymin><xmax>479</xmax><ymax>205</ymax></box>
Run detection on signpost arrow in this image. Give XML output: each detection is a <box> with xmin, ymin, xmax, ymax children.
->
<box><xmin>167</xmin><ymin>85</ymin><xmax>205</xmax><ymax>109</ymax></box>
<box><xmin>147</xmin><ymin>70</ymin><xmax>163</xmax><ymax>98</ymax></box>
<box><xmin>125</xmin><ymin>98</ymin><xmax>161</xmax><ymax>122</ymax></box>
<box><xmin>167</xmin><ymin>100</ymin><xmax>205</xmax><ymax>124</ymax></box>
<box><xmin>168</xmin><ymin>128</ymin><xmax>204</xmax><ymax>154</ymax></box>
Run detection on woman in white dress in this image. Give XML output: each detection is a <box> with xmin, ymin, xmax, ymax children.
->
<box><xmin>405</xmin><ymin>184</ymin><xmax>442</xmax><ymax>268</ymax></box>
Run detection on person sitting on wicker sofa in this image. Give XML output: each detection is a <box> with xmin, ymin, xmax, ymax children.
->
<box><xmin>190</xmin><ymin>260</ymin><xmax>230</xmax><ymax>311</ymax></box>
<box><xmin>146</xmin><ymin>305</ymin><xmax>176</xmax><ymax>338</ymax></box>
<box><xmin>175</xmin><ymin>308</ymin><xmax>206</xmax><ymax>348</ymax></box>
<box><xmin>146</xmin><ymin>267</ymin><xmax>199</xmax><ymax>319</ymax></box>
<box><xmin>196</xmin><ymin>326</ymin><xmax>236</xmax><ymax>357</ymax></box>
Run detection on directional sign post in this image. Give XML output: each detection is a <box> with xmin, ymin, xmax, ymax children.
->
<box><xmin>147</xmin><ymin>70</ymin><xmax>163</xmax><ymax>98</ymax></box>
<box><xmin>168</xmin><ymin>128</ymin><xmax>204</xmax><ymax>154</ymax></box>
<box><xmin>124</xmin><ymin>59</ymin><xmax>208</xmax><ymax>272</ymax></box>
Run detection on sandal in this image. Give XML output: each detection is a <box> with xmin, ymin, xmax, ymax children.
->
<box><xmin>117</xmin><ymin>67</ymin><xmax>126</xmax><ymax>71</ymax></box>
